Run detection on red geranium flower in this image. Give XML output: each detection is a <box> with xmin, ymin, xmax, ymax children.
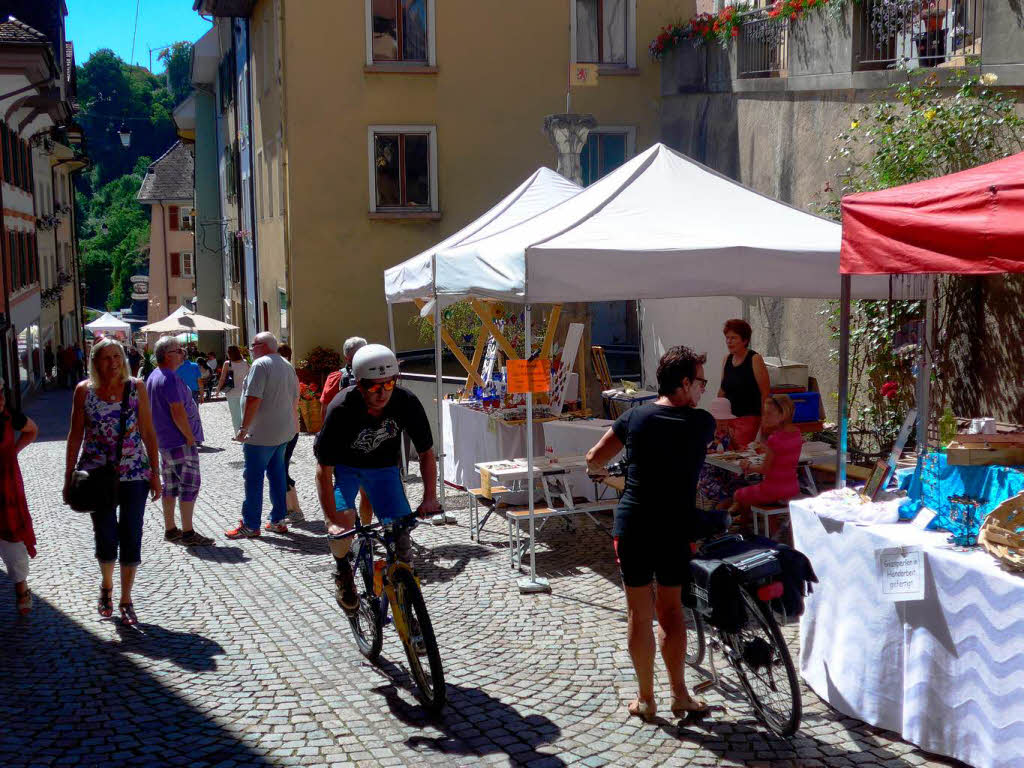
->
<box><xmin>880</xmin><ymin>381</ymin><xmax>899</xmax><ymax>399</ymax></box>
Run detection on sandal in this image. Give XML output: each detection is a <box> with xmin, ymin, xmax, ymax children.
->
<box><xmin>671</xmin><ymin>695</ymin><xmax>711</xmax><ymax>719</ymax></box>
<box><xmin>119</xmin><ymin>602</ymin><xmax>138</xmax><ymax>626</ymax></box>
<box><xmin>628</xmin><ymin>698</ymin><xmax>657</xmax><ymax>722</ymax></box>
<box><xmin>98</xmin><ymin>587</ymin><xmax>113</xmax><ymax>618</ymax></box>
<box><xmin>16</xmin><ymin>588</ymin><xmax>32</xmax><ymax>616</ymax></box>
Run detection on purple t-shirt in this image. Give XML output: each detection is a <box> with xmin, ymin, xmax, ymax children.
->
<box><xmin>146</xmin><ymin>366</ymin><xmax>204</xmax><ymax>450</ymax></box>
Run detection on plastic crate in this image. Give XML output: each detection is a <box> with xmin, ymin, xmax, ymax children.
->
<box><xmin>788</xmin><ymin>391</ymin><xmax>821</xmax><ymax>423</ymax></box>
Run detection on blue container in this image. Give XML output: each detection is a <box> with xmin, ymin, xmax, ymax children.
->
<box><xmin>788</xmin><ymin>391</ymin><xmax>821</xmax><ymax>423</ymax></box>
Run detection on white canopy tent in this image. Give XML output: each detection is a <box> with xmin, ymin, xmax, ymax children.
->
<box><xmin>385</xmin><ymin>143</ymin><xmax>898</xmax><ymax>591</ymax></box>
<box><xmin>85</xmin><ymin>312</ymin><xmax>132</xmax><ymax>335</ymax></box>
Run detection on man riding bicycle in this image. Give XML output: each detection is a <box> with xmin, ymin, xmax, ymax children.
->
<box><xmin>313</xmin><ymin>344</ymin><xmax>441</xmax><ymax>614</ymax></box>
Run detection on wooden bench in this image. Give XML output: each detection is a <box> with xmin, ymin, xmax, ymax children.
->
<box><xmin>505</xmin><ymin>499</ymin><xmax>616</xmax><ymax>569</ymax></box>
<box><xmin>810</xmin><ymin>462</ymin><xmax>874</xmax><ymax>484</ymax></box>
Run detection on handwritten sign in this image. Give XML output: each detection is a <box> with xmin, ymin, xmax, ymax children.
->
<box><xmin>876</xmin><ymin>546</ymin><xmax>924</xmax><ymax>602</ymax></box>
<box><xmin>507</xmin><ymin>358</ymin><xmax>550</xmax><ymax>394</ymax></box>
<box><xmin>570</xmin><ymin>63</ymin><xmax>599</xmax><ymax>87</ymax></box>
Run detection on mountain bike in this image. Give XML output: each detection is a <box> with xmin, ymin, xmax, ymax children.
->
<box><xmin>593</xmin><ymin>461</ymin><xmax>800</xmax><ymax>737</ymax></box>
<box><xmin>331</xmin><ymin>516</ymin><xmax>446</xmax><ymax>713</ymax></box>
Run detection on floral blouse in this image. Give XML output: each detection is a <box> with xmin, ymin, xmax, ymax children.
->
<box><xmin>78</xmin><ymin>380</ymin><xmax>151</xmax><ymax>482</ymax></box>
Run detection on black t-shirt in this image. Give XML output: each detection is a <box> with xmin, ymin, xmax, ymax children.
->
<box><xmin>314</xmin><ymin>385</ymin><xmax>433</xmax><ymax>469</ymax></box>
<box><xmin>612</xmin><ymin>403</ymin><xmax>715</xmax><ymax>539</ymax></box>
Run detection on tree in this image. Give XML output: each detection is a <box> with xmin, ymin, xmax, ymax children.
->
<box><xmin>159</xmin><ymin>42</ymin><xmax>195</xmax><ymax>107</ymax></box>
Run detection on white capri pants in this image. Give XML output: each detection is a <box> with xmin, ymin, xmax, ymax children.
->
<box><xmin>0</xmin><ymin>539</ymin><xmax>29</xmax><ymax>583</ymax></box>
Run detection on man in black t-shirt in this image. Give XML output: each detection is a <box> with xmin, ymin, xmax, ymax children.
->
<box><xmin>585</xmin><ymin>345</ymin><xmax>714</xmax><ymax>721</ymax></box>
<box><xmin>313</xmin><ymin>344</ymin><xmax>440</xmax><ymax>615</ymax></box>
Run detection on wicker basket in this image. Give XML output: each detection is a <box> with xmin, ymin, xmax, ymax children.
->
<box><xmin>979</xmin><ymin>492</ymin><xmax>1024</xmax><ymax>573</ymax></box>
<box><xmin>298</xmin><ymin>399</ymin><xmax>322</xmax><ymax>433</ymax></box>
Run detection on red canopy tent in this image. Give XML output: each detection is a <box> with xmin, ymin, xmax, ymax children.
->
<box><xmin>840</xmin><ymin>151</ymin><xmax>1024</xmax><ymax>275</ymax></box>
<box><xmin>833</xmin><ymin>151</ymin><xmax>1024</xmax><ymax>485</ymax></box>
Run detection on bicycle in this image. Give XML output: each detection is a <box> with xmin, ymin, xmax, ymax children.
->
<box><xmin>592</xmin><ymin>461</ymin><xmax>800</xmax><ymax>737</ymax></box>
<box><xmin>331</xmin><ymin>515</ymin><xmax>447</xmax><ymax>713</ymax></box>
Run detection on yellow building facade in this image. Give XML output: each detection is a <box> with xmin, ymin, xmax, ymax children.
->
<box><xmin>279</xmin><ymin>0</ymin><xmax>687</xmax><ymax>358</ymax></box>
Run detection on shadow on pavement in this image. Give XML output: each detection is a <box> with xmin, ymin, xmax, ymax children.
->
<box><xmin>0</xmin><ymin>573</ymin><xmax>272</xmax><ymax>767</ymax></box>
<box><xmin>184</xmin><ymin>543</ymin><xmax>251</xmax><ymax>564</ymax></box>
<box><xmin>412</xmin><ymin>541</ymin><xmax>495</xmax><ymax>585</ymax></box>
<box><xmin>370</xmin><ymin>669</ymin><xmax>565</xmax><ymax>767</ymax></box>
<box><xmin>21</xmin><ymin>387</ymin><xmax>73</xmax><ymax>443</ymax></box>
<box><xmin>111</xmin><ymin>621</ymin><xmax>224</xmax><ymax>672</ymax></box>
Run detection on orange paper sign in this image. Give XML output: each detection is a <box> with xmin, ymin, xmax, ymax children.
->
<box><xmin>507</xmin><ymin>359</ymin><xmax>550</xmax><ymax>394</ymax></box>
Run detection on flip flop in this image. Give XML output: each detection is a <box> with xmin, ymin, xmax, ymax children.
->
<box><xmin>671</xmin><ymin>696</ymin><xmax>712</xmax><ymax>719</ymax></box>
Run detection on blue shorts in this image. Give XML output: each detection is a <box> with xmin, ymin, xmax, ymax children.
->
<box><xmin>333</xmin><ymin>464</ymin><xmax>412</xmax><ymax>524</ymax></box>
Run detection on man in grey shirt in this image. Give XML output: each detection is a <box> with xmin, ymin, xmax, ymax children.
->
<box><xmin>225</xmin><ymin>332</ymin><xmax>300</xmax><ymax>538</ymax></box>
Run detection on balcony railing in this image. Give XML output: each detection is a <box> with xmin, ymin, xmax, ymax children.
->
<box><xmin>738</xmin><ymin>12</ymin><xmax>789</xmax><ymax>78</ymax></box>
<box><xmin>856</xmin><ymin>0</ymin><xmax>983</xmax><ymax>70</ymax></box>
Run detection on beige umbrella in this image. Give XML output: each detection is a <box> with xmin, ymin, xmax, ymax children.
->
<box><xmin>140</xmin><ymin>310</ymin><xmax>238</xmax><ymax>333</ymax></box>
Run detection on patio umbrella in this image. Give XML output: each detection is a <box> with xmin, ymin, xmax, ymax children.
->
<box><xmin>140</xmin><ymin>309</ymin><xmax>237</xmax><ymax>333</ymax></box>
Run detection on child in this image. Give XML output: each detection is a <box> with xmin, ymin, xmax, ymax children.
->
<box><xmin>729</xmin><ymin>395</ymin><xmax>802</xmax><ymax>523</ymax></box>
<box><xmin>697</xmin><ymin>398</ymin><xmax>743</xmax><ymax>511</ymax></box>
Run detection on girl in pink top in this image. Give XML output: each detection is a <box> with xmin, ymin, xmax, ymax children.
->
<box><xmin>730</xmin><ymin>395</ymin><xmax>802</xmax><ymax>517</ymax></box>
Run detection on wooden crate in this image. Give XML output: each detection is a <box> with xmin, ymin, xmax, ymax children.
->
<box><xmin>945</xmin><ymin>444</ymin><xmax>1024</xmax><ymax>466</ymax></box>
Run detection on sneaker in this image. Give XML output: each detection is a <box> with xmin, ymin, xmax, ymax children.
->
<box><xmin>334</xmin><ymin>567</ymin><xmax>358</xmax><ymax>615</ymax></box>
<box><xmin>264</xmin><ymin>521</ymin><xmax>288</xmax><ymax>534</ymax></box>
<box><xmin>164</xmin><ymin>527</ymin><xmax>183</xmax><ymax>543</ymax></box>
<box><xmin>225</xmin><ymin>522</ymin><xmax>260</xmax><ymax>539</ymax></box>
<box><xmin>285</xmin><ymin>509</ymin><xmax>305</xmax><ymax>523</ymax></box>
<box><xmin>181</xmin><ymin>530</ymin><xmax>215</xmax><ymax>546</ymax></box>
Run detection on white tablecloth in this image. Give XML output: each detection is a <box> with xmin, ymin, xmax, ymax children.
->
<box><xmin>542</xmin><ymin>419</ymin><xmax>621</xmax><ymax>501</ymax></box>
<box><xmin>442</xmin><ymin>401</ymin><xmax>544</xmax><ymax>489</ymax></box>
<box><xmin>791</xmin><ymin>497</ymin><xmax>1024</xmax><ymax>768</ymax></box>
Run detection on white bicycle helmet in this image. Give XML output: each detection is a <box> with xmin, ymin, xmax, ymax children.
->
<box><xmin>352</xmin><ymin>344</ymin><xmax>399</xmax><ymax>381</ymax></box>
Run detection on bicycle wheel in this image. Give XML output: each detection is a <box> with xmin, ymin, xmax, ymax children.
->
<box><xmin>684</xmin><ymin>606</ymin><xmax>706</xmax><ymax>667</ymax></box>
<box><xmin>392</xmin><ymin>568</ymin><xmax>446</xmax><ymax>713</ymax></box>
<box><xmin>347</xmin><ymin>538</ymin><xmax>383</xmax><ymax>661</ymax></box>
<box><xmin>726</xmin><ymin>589</ymin><xmax>801</xmax><ymax>737</ymax></box>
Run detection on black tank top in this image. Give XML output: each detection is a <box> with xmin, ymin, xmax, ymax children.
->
<box><xmin>722</xmin><ymin>350</ymin><xmax>763</xmax><ymax>418</ymax></box>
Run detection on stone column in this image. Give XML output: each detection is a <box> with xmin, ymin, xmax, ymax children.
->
<box><xmin>542</xmin><ymin>113</ymin><xmax>603</xmax><ymax>415</ymax></box>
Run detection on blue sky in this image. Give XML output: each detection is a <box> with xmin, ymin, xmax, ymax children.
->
<box><xmin>66</xmin><ymin>0</ymin><xmax>213</xmax><ymax>72</ymax></box>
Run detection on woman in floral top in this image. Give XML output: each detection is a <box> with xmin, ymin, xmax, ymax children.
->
<box><xmin>64</xmin><ymin>339</ymin><xmax>161</xmax><ymax>626</ymax></box>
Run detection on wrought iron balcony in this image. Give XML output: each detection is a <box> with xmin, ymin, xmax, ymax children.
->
<box><xmin>738</xmin><ymin>11</ymin><xmax>789</xmax><ymax>78</ymax></box>
<box><xmin>855</xmin><ymin>0</ymin><xmax>982</xmax><ymax>70</ymax></box>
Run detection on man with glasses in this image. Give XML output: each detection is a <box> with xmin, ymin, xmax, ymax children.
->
<box><xmin>225</xmin><ymin>332</ymin><xmax>299</xmax><ymax>539</ymax></box>
<box><xmin>146</xmin><ymin>336</ymin><xmax>214</xmax><ymax>546</ymax></box>
<box><xmin>313</xmin><ymin>344</ymin><xmax>440</xmax><ymax>614</ymax></box>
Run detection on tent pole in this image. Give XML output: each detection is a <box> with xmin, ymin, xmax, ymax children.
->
<box><xmin>917</xmin><ymin>275</ymin><xmax>935</xmax><ymax>452</ymax></box>
<box><xmin>433</xmin><ymin>296</ymin><xmax>450</xmax><ymax>521</ymax></box>
<box><xmin>519</xmin><ymin>301</ymin><xmax>549</xmax><ymax>594</ymax></box>
<box><xmin>387</xmin><ymin>300</ymin><xmax>407</xmax><ymax>477</ymax></box>
<box><xmin>836</xmin><ymin>275</ymin><xmax>851</xmax><ymax>489</ymax></box>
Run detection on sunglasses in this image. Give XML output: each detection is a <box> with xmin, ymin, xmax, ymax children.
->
<box><xmin>694</xmin><ymin>377</ymin><xmax>708</xmax><ymax>387</ymax></box>
<box><xmin>362</xmin><ymin>378</ymin><xmax>396</xmax><ymax>394</ymax></box>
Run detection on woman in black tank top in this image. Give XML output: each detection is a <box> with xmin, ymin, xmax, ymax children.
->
<box><xmin>717</xmin><ymin>319</ymin><xmax>770</xmax><ymax>449</ymax></box>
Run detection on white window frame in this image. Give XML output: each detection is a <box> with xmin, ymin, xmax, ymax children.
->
<box><xmin>570</xmin><ymin>0</ymin><xmax>637</xmax><ymax>69</ymax></box>
<box><xmin>364</xmin><ymin>0</ymin><xmax>437</xmax><ymax>67</ymax></box>
<box><xmin>582</xmin><ymin>125</ymin><xmax>637</xmax><ymax>184</ymax></box>
<box><xmin>179</xmin><ymin>206</ymin><xmax>195</xmax><ymax>231</ymax></box>
<box><xmin>366</xmin><ymin>125</ymin><xmax>438</xmax><ymax>213</ymax></box>
<box><xmin>181</xmin><ymin>251</ymin><xmax>195</xmax><ymax>278</ymax></box>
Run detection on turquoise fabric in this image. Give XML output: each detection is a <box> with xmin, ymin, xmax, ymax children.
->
<box><xmin>898</xmin><ymin>451</ymin><xmax>1024</xmax><ymax>530</ymax></box>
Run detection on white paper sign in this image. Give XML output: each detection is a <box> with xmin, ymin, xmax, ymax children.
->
<box><xmin>911</xmin><ymin>507</ymin><xmax>936</xmax><ymax>530</ymax></box>
<box><xmin>876</xmin><ymin>546</ymin><xmax>925</xmax><ymax>602</ymax></box>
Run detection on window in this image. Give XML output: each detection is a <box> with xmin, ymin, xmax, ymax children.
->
<box><xmin>279</xmin><ymin>289</ymin><xmax>288</xmax><ymax>332</ymax></box>
<box><xmin>367</xmin><ymin>126</ymin><xmax>438</xmax><ymax>213</ymax></box>
<box><xmin>573</xmin><ymin>0</ymin><xmax>636</xmax><ymax>68</ymax></box>
<box><xmin>179</xmin><ymin>206</ymin><xmax>194</xmax><ymax>231</ymax></box>
<box><xmin>170</xmin><ymin>251</ymin><xmax>181</xmax><ymax>277</ymax></box>
<box><xmin>580</xmin><ymin>127</ymin><xmax>636</xmax><ymax>186</ymax></box>
<box><xmin>366</xmin><ymin>0</ymin><xmax>435</xmax><ymax>66</ymax></box>
<box><xmin>182</xmin><ymin>251</ymin><xmax>194</xmax><ymax>278</ymax></box>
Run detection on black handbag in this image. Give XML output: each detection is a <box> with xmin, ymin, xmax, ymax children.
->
<box><xmin>67</xmin><ymin>381</ymin><xmax>132</xmax><ymax>514</ymax></box>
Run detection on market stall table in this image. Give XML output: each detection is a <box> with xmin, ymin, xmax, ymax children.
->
<box><xmin>790</xmin><ymin>496</ymin><xmax>1024</xmax><ymax>768</ymax></box>
<box><xmin>473</xmin><ymin>455</ymin><xmax>617</xmax><ymax>567</ymax></box>
<box><xmin>542</xmin><ymin>418</ymin><xmax>620</xmax><ymax>501</ymax></box>
<box><xmin>441</xmin><ymin>400</ymin><xmax>544</xmax><ymax>489</ymax></box>
<box><xmin>706</xmin><ymin>441</ymin><xmax>837</xmax><ymax>495</ymax></box>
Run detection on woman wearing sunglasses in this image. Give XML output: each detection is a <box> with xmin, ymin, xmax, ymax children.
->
<box><xmin>313</xmin><ymin>344</ymin><xmax>441</xmax><ymax>614</ymax></box>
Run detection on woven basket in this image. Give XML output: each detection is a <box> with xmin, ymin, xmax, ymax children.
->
<box><xmin>979</xmin><ymin>492</ymin><xmax>1024</xmax><ymax>573</ymax></box>
<box><xmin>297</xmin><ymin>399</ymin><xmax>322</xmax><ymax>434</ymax></box>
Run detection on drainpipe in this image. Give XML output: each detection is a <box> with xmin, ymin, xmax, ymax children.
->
<box><xmin>277</xmin><ymin>0</ymin><xmax>291</xmax><ymax>346</ymax></box>
<box><xmin>160</xmin><ymin>202</ymin><xmax>170</xmax><ymax>319</ymax></box>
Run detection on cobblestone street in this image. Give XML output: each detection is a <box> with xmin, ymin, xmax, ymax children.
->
<box><xmin>2</xmin><ymin>388</ymin><xmax>966</xmax><ymax>768</ymax></box>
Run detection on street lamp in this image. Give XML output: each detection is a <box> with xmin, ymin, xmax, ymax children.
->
<box><xmin>118</xmin><ymin>124</ymin><xmax>131</xmax><ymax>148</ymax></box>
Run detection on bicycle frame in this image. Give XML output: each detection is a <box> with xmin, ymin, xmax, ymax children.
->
<box><xmin>344</xmin><ymin>516</ymin><xmax>420</xmax><ymax>643</ymax></box>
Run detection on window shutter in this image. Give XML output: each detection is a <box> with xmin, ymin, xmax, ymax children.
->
<box><xmin>169</xmin><ymin>206</ymin><xmax>180</xmax><ymax>231</ymax></box>
<box><xmin>171</xmin><ymin>252</ymin><xmax>181</xmax><ymax>277</ymax></box>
